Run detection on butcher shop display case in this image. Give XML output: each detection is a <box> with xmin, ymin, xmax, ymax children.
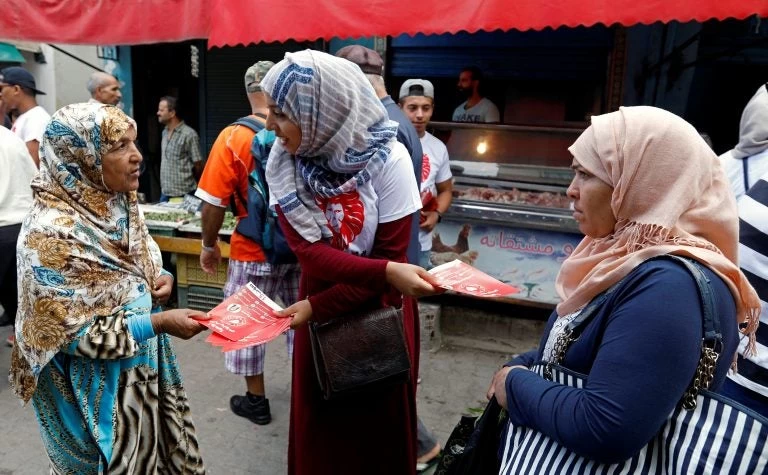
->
<box><xmin>427</xmin><ymin>121</ymin><xmax>586</xmax><ymax>307</ymax></box>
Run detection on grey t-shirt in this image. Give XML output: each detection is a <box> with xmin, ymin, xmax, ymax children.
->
<box><xmin>452</xmin><ymin>97</ymin><xmax>500</xmax><ymax>123</ymax></box>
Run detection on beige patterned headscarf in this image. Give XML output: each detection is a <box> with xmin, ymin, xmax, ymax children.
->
<box><xmin>10</xmin><ymin>103</ymin><xmax>163</xmax><ymax>402</ymax></box>
<box><xmin>556</xmin><ymin>106</ymin><xmax>760</xmax><ymax>352</ymax></box>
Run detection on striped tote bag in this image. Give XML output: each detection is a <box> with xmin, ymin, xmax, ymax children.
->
<box><xmin>500</xmin><ymin>255</ymin><xmax>768</xmax><ymax>474</ymax></box>
<box><xmin>499</xmin><ymin>363</ymin><xmax>768</xmax><ymax>475</ymax></box>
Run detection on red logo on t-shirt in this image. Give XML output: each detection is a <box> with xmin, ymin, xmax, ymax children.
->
<box><xmin>421</xmin><ymin>153</ymin><xmax>431</xmax><ymax>183</ymax></box>
<box><xmin>315</xmin><ymin>191</ymin><xmax>365</xmax><ymax>250</ymax></box>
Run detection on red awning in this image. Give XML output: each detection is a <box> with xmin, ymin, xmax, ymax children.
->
<box><xmin>1</xmin><ymin>0</ymin><xmax>208</xmax><ymax>45</ymax></box>
<box><xmin>208</xmin><ymin>0</ymin><xmax>768</xmax><ymax>47</ymax></box>
<box><xmin>2</xmin><ymin>0</ymin><xmax>766</xmax><ymax>46</ymax></box>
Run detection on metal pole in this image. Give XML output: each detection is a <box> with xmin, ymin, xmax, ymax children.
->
<box><xmin>46</xmin><ymin>44</ymin><xmax>106</xmax><ymax>73</ymax></box>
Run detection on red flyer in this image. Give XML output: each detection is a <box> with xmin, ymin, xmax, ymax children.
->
<box><xmin>205</xmin><ymin>319</ymin><xmax>290</xmax><ymax>352</ymax></box>
<box><xmin>200</xmin><ymin>282</ymin><xmax>289</xmax><ymax>342</ymax></box>
<box><xmin>428</xmin><ymin>259</ymin><xmax>520</xmax><ymax>298</ymax></box>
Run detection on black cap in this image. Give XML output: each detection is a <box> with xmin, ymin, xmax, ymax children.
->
<box><xmin>0</xmin><ymin>67</ymin><xmax>46</xmax><ymax>95</ymax></box>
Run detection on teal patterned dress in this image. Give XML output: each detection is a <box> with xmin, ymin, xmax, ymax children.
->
<box><xmin>31</xmin><ymin>289</ymin><xmax>204</xmax><ymax>474</ymax></box>
<box><xmin>9</xmin><ymin>103</ymin><xmax>205</xmax><ymax>474</ymax></box>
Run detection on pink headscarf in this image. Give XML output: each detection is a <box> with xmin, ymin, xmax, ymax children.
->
<box><xmin>556</xmin><ymin>106</ymin><xmax>759</xmax><ymax>349</ymax></box>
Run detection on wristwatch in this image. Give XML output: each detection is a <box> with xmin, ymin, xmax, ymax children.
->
<box><xmin>201</xmin><ymin>239</ymin><xmax>218</xmax><ymax>252</ymax></box>
<box><xmin>436</xmin><ymin>211</ymin><xmax>443</xmax><ymax>223</ymax></box>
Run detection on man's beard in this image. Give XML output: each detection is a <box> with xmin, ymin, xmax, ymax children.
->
<box><xmin>457</xmin><ymin>87</ymin><xmax>472</xmax><ymax>100</ymax></box>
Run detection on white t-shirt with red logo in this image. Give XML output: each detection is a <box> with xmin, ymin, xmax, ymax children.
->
<box><xmin>11</xmin><ymin>105</ymin><xmax>51</xmax><ymax>144</ymax></box>
<box><xmin>418</xmin><ymin>132</ymin><xmax>452</xmax><ymax>251</ymax></box>
<box><xmin>315</xmin><ymin>141</ymin><xmax>421</xmax><ymax>256</ymax></box>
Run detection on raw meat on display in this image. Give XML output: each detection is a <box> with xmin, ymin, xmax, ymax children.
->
<box><xmin>454</xmin><ymin>187</ymin><xmax>570</xmax><ymax>209</ymax></box>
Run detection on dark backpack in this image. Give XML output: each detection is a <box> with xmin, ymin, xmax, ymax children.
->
<box><xmin>230</xmin><ymin>117</ymin><xmax>297</xmax><ymax>265</ymax></box>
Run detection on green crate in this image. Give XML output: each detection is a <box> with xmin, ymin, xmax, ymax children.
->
<box><xmin>176</xmin><ymin>253</ymin><xmax>228</xmax><ymax>287</ymax></box>
<box><xmin>178</xmin><ymin>285</ymin><xmax>225</xmax><ymax>312</ymax></box>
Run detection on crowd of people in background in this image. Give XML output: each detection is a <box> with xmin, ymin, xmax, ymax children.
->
<box><xmin>1</xmin><ymin>47</ymin><xmax>767</xmax><ymax>474</ymax></box>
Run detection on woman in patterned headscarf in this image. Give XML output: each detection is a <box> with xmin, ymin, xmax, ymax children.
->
<box><xmin>260</xmin><ymin>50</ymin><xmax>433</xmax><ymax>475</ymax></box>
<box><xmin>10</xmin><ymin>102</ymin><xmax>209</xmax><ymax>474</ymax></box>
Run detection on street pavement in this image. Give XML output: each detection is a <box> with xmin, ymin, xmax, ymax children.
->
<box><xmin>0</xmin><ymin>320</ymin><xmax>529</xmax><ymax>474</ymax></box>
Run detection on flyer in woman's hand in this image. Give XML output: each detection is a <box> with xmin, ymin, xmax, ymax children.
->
<box><xmin>200</xmin><ymin>282</ymin><xmax>291</xmax><ymax>347</ymax></box>
<box><xmin>428</xmin><ymin>259</ymin><xmax>520</xmax><ymax>298</ymax></box>
<box><xmin>205</xmin><ymin>319</ymin><xmax>289</xmax><ymax>352</ymax></box>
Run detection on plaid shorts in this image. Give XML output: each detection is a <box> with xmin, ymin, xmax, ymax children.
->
<box><xmin>223</xmin><ymin>259</ymin><xmax>301</xmax><ymax>376</ymax></box>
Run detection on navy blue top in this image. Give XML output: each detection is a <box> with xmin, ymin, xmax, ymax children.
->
<box><xmin>381</xmin><ymin>95</ymin><xmax>423</xmax><ymax>265</ymax></box>
<box><xmin>505</xmin><ymin>259</ymin><xmax>739</xmax><ymax>464</ymax></box>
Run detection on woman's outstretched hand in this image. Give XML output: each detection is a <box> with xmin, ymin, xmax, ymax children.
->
<box><xmin>152</xmin><ymin>309</ymin><xmax>210</xmax><ymax>339</ymax></box>
<box><xmin>385</xmin><ymin>262</ymin><xmax>445</xmax><ymax>298</ymax></box>
<box><xmin>275</xmin><ymin>299</ymin><xmax>313</xmax><ymax>329</ymax></box>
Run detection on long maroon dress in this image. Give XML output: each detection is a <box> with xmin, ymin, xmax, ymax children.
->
<box><xmin>278</xmin><ymin>210</ymin><xmax>419</xmax><ymax>475</ymax></box>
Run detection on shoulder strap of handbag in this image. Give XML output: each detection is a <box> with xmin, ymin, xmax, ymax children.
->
<box><xmin>229</xmin><ymin>116</ymin><xmax>267</xmax><ymax>212</ymax></box>
<box><xmin>547</xmin><ymin>254</ymin><xmax>722</xmax><ymax>409</ymax></box>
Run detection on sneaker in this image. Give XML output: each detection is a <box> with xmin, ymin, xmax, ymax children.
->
<box><xmin>230</xmin><ymin>393</ymin><xmax>271</xmax><ymax>425</ymax></box>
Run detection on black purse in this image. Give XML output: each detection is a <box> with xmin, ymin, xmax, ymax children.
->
<box><xmin>308</xmin><ymin>306</ymin><xmax>411</xmax><ymax>400</ymax></box>
<box><xmin>435</xmin><ymin>396</ymin><xmax>506</xmax><ymax>475</ymax></box>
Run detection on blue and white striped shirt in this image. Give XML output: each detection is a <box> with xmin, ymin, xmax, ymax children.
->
<box><xmin>727</xmin><ymin>175</ymin><xmax>768</xmax><ymax>403</ymax></box>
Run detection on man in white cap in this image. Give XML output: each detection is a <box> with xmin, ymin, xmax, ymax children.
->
<box><xmin>399</xmin><ymin>79</ymin><xmax>453</xmax><ymax>270</ymax></box>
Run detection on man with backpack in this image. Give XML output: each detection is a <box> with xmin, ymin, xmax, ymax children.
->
<box><xmin>196</xmin><ymin>61</ymin><xmax>300</xmax><ymax>425</ymax></box>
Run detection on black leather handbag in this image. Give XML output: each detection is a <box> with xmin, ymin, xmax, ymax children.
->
<box><xmin>435</xmin><ymin>397</ymin><xmax>505</xmax><ymax>475</ymax></box>
<box><xmin>308</xmin><ymin>306</ymin><xmax>411</xmax><ymax>400</ymax></box>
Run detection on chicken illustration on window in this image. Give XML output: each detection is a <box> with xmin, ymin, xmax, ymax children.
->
<box><xmin>431</xmin><ymin>224</ymin><xmax>479</xmax><ymax>266</ymax></box>
<box><xmin>315</xmin><ymin>191</ymin><xmax>365</xmax><ymax>251</ymax></box>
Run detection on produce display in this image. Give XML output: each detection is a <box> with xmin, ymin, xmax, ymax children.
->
<box><xmin>143</xmin><ymin>210</ymin><xmax>237</xmax><ymax>230</ymax></box>
<box><xmin>453</xmin><ymin>186</ymin><xmax>571</xmax><ymax>209</ymax></box>
<box><xmin>144</xmin><ymin>211</ymin><xmax>189</xmax><ymax>222</ymax></box>
<box><xmin>185</xmin><ymin>213</ymin><xmax>237</xmax><ymax>230</ymax></box>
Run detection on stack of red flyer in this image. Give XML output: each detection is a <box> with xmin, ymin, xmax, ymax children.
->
<box><xmin>200</xmin><ymin>282</ymin><xmax>291</xmax><ymax>352</ymax></box>
<box><xmin>429</xmin><ymin>259</ymin><xmax>520</xmax><ymax>298</ymax></box>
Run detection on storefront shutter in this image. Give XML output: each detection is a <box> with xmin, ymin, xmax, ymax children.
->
<box><xmin>388</xmin><ymin>28</ymin><xmax>614</xmax><ymax>81</ymax></box>
<box><xmin>201</xmin><ymin>40</ymin><xmax>323</xmax><ymax>153</ymax></box>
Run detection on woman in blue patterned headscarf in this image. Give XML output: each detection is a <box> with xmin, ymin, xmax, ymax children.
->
<box><xmin>10</xmin><ymin>102</ymin><xmax>208</xmax><ymax>474</ymax></box>
<box><xmin>261</xmin><ymin>50</ymin><xmax>429</xmax><ymax>475</ymax></box>
<box><xmin>263</xmin><ymin>49</ymin><xmax>402</xmax><ymax>243</ymax></box>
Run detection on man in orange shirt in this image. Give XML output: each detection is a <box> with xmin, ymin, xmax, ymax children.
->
<box><xmin>196</xmin><ymin>61</ymin><xmax>300</xmax><ymax>425</ymax></box>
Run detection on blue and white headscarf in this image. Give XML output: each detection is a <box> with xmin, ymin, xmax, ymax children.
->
<box><xmin>10</xmin><ymin>103</ymin><xmax>163</xmax><ymax>402</ymax></box>
<box><xmin>260</xmin><ymin>49</ymin><xmax>399</xmax><ymax>242</ymax></box>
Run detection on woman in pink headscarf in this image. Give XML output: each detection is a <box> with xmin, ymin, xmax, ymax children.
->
<box><xmin>486</xmin><ymin>106</ymin><xmax>760</xmax><ymax>468</ymax></box>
